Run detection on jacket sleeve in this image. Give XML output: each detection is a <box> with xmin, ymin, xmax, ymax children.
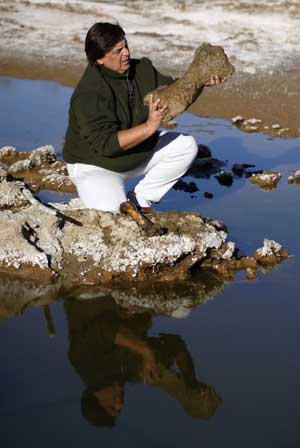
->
<box><xmin>73</xmin><ymin>93</ymin><xmax>123</xmax><ymax>157</ymax></box>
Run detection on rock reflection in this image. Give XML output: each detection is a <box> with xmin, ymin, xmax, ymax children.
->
<box><xmin>64</xmin><ymin>295</ymin><xmax>222</xmax><ymax>427</ymax></box>
<box><xmin>0</xmin><ymin>269</ymin><xmax>225</xmax><ymax>321</ymax></box>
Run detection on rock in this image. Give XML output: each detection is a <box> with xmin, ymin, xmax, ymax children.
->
<box><xmin>253</xmin><ymin>239</ymin><xmax>289</xmax><ymax>267</ymax></box>
<box><xmin>232</xmin><ymin>116</ymin><xmax>244</xmax><ymax>124</ymax></box>
<box><xmin>244</xmin><ymin>126</ymin><xmax>259</xmax><ymax>132</ymax></box>
<box><xmin>0</xmin><ymin>147</ymin><xmax>290</xmax><ymax>290</ymax></box>
<box><xmin>249</xmin><ymin>170</ymin><xmax>281</xmax><ymax>190</ymax></box>
<box><xmin>197</xmin><ymin>144</ymin><xmax>212</xmax><ymax>159</ymax></box>
<box><xmin>232</xmin><ymin>163</ymin><xmax>255</xmax><ymax>177</ymax></box>
<box><xmin>0</xmin><ymin>145</ymin><xmax>76</xmax><ymax>193</ymax></box>
<box><xmin>272</xmin><ymin>124</ymin><xmax>281</xmax><ymax>129</ymax></box>
<box><xmin>288</xmin><ymin>176</ymin><xmax>295</xmax><ymax>184</ymax></box>
<box><xmin>240</xmin><ymin>257</ymin><xmax>257</xmax><ymax>269</ymax></box>
<box><xmin>246</xmin><ymin>267</ymin><xmax>258</xmax><ymax>280</ymax></box>
<box><xmin>173</xmin><ymin>179</ymin><xmax>199</xmax><ymax>193</ymax></box>
<box><xmin>204</xmin><ymin>192</ymin><xmax>213</xmax><ymax>199</ymax></box>
<box><xmin>0</xmin><ymin>178</ymin><xmax>230</xmax><ymax>284</ymax></box>
<box><xmin>144</xmin><ymin>43</ymin><xmax>234</xmax><ymax>127</ymax></box>
<box><xmin>294</xmin><ymin>170</ymin><xmax>300</xmax><ymax>183</ymax></box>
<box><xmin>215</xmin><ymin>171</ymin><xmax>233</xmax><ymax>186</ymax></box>
<box><xmin>187</xmin><ymin>158</ymin><xmax>225</xmax><ymax>179</ymax></box>
<box><xmin>244</xmin><ymin>118</ymin><xmax>262</xmax><ymax>125</ymax></box>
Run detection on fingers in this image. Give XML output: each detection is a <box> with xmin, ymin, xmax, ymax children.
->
<box><xmin>148</xmin><ymin>94</ymin><xmax>160</xmax><ymax>111</ymax></box>
<box><xmin>205</xmin><ymin>74</ymin><xmax>228</xmax><ymax>86</ymax></box>
<box><xmin>158</xmin><ymin>104</ymin><xmax>168</xmax><ymax>116</ymax></box>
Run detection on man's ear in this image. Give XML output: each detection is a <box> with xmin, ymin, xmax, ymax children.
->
<box><xmin>96</xmin><ymin>59</ymin><xmax>104</xmax><ymax>65</ymax></box>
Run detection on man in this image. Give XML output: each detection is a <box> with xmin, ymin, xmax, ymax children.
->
<box><xmin>63</xmin><ymin>22</ymin><xmax>222</xmax><ymax>213</ymax></box>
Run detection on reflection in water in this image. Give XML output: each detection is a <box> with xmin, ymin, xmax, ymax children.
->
<box><xmin>0</xmin><ymin>269</ymin><xmax>225</xmax><ymax>322</ymax></box>
<box><xmin>64</xmin><ymin>297</ymin><xmax>222</xmax><ymax>427</ymax></box>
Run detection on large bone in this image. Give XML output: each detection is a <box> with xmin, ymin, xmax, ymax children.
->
<box><xmin>144</xmin><ymin>43</ymin><xmax>234</xmax><ymax>127</ymax></box>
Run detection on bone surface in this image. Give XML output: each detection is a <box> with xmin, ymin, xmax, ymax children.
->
<box><xmin>144</xmin><ymin>43</ymin><xmax>234</xmax><ymax>127</ymax></box>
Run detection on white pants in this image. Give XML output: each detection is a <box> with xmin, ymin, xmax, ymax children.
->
<box><xmin>67</xmin><ymin>132</ymin><xmax>198</xmax><ymax>212</ymax></box>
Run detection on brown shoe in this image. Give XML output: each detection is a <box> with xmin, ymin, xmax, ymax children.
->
<box><xmin>140</xmin><ymin>207</ymin><xmax>156</xmax><ymax>214</ymax></box>
<box><xmin>120</xmin><ymin>201</ymin><xmax>165</xmax><ymax>236</ymax></box>
<box><xmin>127</xmin><ymin>190</ymin><xmax>155</xmax><ymax>214</ymax></box>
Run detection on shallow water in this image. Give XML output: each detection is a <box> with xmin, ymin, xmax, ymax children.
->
<box><xmin>1</xmin><ymin>77</ymin><xmax>300</xmax><ymax>447</ymax></box>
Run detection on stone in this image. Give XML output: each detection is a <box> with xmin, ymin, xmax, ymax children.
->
<box><xmin>294</xmin><ymin>170</ymin><xmax>300</xmax><ymax>183</ymax></box>
<box><xmin>197</xmin><ymin>144</ymin><xmax>212</xmax><ymax>159</ymax></box>
<box><xmin>173</xmin><ymin>179</ymin><xmax>199</xmax><ymax>193</ymax></box>
<box><xmin>215</xmin><ymin>171</ymin><xmax>233</xmax><ymax>186</ymax></box>
<box><xmin>246</xmin><ymin>267</ymin><xmax>258</xmax><ymax>280</ymax></box>
<box><xmin>232</xmin><ymin>116</ymin><xmax>244</xmax><ymax>124</ymax></box>
<box><xmin>249</xmin><ymin>170</ymin><xmax>281</xmax><ymax>190</ymax></box>
<box><xmin>240</xmin><ymin>257</ymin><xmax>257</xmax><ymax>269</ymax></box>
<box><xmin>244</xmin><ymin>118</ymin><xmax>262</xmax><ymax>125</ymax></box>
<box><xmin>232</xmin><ymin>163</ymin><xmax>256</xmax><ymax>177</ymax></box>
<box><xmin>253</xmin><ymin>239</ymin><xmax>289</xmax><ymax>267</ymax></box>
<box><xmin>144</xmin><ymin>43</ymin><xmax>234</xmax><ymax>127</ymax></box>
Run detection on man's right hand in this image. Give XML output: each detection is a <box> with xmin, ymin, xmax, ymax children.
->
<box><xmin>146</xmin><ymin>95</ymin><xmax>168</xmax><ymax>134</ymax></box>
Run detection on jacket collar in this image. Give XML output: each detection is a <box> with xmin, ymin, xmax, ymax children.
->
<box><xmin>96</xmin><ymin>64</ymin><xmax>129</xmax><ymax>79</ymax></box>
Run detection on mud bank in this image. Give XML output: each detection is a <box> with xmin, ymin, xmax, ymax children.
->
<box><xmin>1</xmin><ymin>1</ymin><xmax>300</xmax><ymax>137</ymax></box>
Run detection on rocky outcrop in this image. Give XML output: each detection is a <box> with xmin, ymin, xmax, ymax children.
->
<box><xmin>0</xmin><ymin>146</ymin><xmax>290</xmax><ymax>289</ymax></box>
<box><xmin>144</xmin><ymin>43</ymin><xmax>234</xmax><ymax>127</ymax></box>
<box><xmin>0</xmin><ymin>145</ymin><xmax>75</xmax><ymax>192</ymax></box>
<box><xmin>0</xmin><ymin>176</ymin><xmax>229</xmax><ymax>284</ymax></box>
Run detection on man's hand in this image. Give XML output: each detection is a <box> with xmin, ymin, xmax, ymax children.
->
<box><xmin>146</xmin><ymin>95</ymin><xmax>168</xmax><ymax>133</ymax></box>
<box><xmin>205</xmin><ymin>74</ymin><xmax>227</xmax><ymax>87</ymax></box>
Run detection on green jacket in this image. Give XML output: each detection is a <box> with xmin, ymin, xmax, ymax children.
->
<box><xmin>62</xmin><ymin>58</ymin><xmax>173</xmax><ymax>172</ymax></box>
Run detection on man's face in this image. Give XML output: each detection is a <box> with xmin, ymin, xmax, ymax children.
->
<box><xmin>97</xmin><ymin>39</ymin><xmax>130</xmax><ymax>73</ymax></box>
<box><xmin>95</xmin><ymin>383</ymin><xmax>124</xmax><ymax>417</ymax></box>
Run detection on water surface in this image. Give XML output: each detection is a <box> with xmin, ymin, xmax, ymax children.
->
<box><xmin>1</xmin><ymin>77</ymin><xmax>300</xmax><ymax>447</ymax></box>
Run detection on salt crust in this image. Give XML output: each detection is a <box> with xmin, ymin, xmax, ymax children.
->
<box><xmin>256</xmin><ymin>239</ymin><xmax>282</xmax><ymax>257</ymax></box>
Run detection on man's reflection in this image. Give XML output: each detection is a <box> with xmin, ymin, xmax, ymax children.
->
<box><xmin>64</xmin><ymin>296</ymin><xmax>222</xmax><ymax>427</ymax></box>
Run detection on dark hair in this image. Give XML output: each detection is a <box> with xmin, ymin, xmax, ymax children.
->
<box><xmin>81</xmin><ymin>389</ymin><xmax>116</xmax><ymax>427</ymax></box>
<box><xmin>85</xmin><ymin>22</ymin><xmax>126</xmax><ymax>65</ymax></box>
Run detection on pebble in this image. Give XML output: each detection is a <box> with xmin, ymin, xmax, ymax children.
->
<box><xmin>232</xmin><ymin>116</ymin><xmax>244</xmax><ymax>123</ymax></box>
<box><xmin>244</xmin><ymin>118</ymin><xmax>262</xmax><ymax>125</ymax></box>
<box><xmin>294</xmin><ymin>170</ymin><xmax>300</xmax><ymax>183</ymax></box>
<box><xmin>246</xmin><ymin>267</ymin><xmax>258</xmax><ymax>280</ymax></box>
<box><xmin>215</xmin><ymin>171</ymin><xmax>233</xmax><ymax>187</ymax></box>
<box><xmin>288</xmin><ymin>176</ymin><xmax>294</xmax><ymax>184</ymax></box>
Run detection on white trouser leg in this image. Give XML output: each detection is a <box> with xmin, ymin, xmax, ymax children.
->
<box><xmin>129</xmin><ymin>133</ymin><xmax>198</xmax><ymax>207</ymax></box>
<box><xmin>67</xmin><ymin>133</ymin><xmax>198</xmax><ymax>212</ymax></box>
<box><xmin>67</xmin><ymin>163</ymin><xmax>126</xmax><ymax>212</ymax></box>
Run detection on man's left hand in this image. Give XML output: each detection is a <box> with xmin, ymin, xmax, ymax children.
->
<box><xmin>205</xmin><ymin>74</ymin><xmax>227</xmax><ymax>87</ymax></box>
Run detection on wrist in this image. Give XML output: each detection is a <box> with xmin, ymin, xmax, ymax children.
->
<box><xmin>145</xmin><ymin>121</ymin><xmax>157</xmax><ymax>136</ymax></box>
